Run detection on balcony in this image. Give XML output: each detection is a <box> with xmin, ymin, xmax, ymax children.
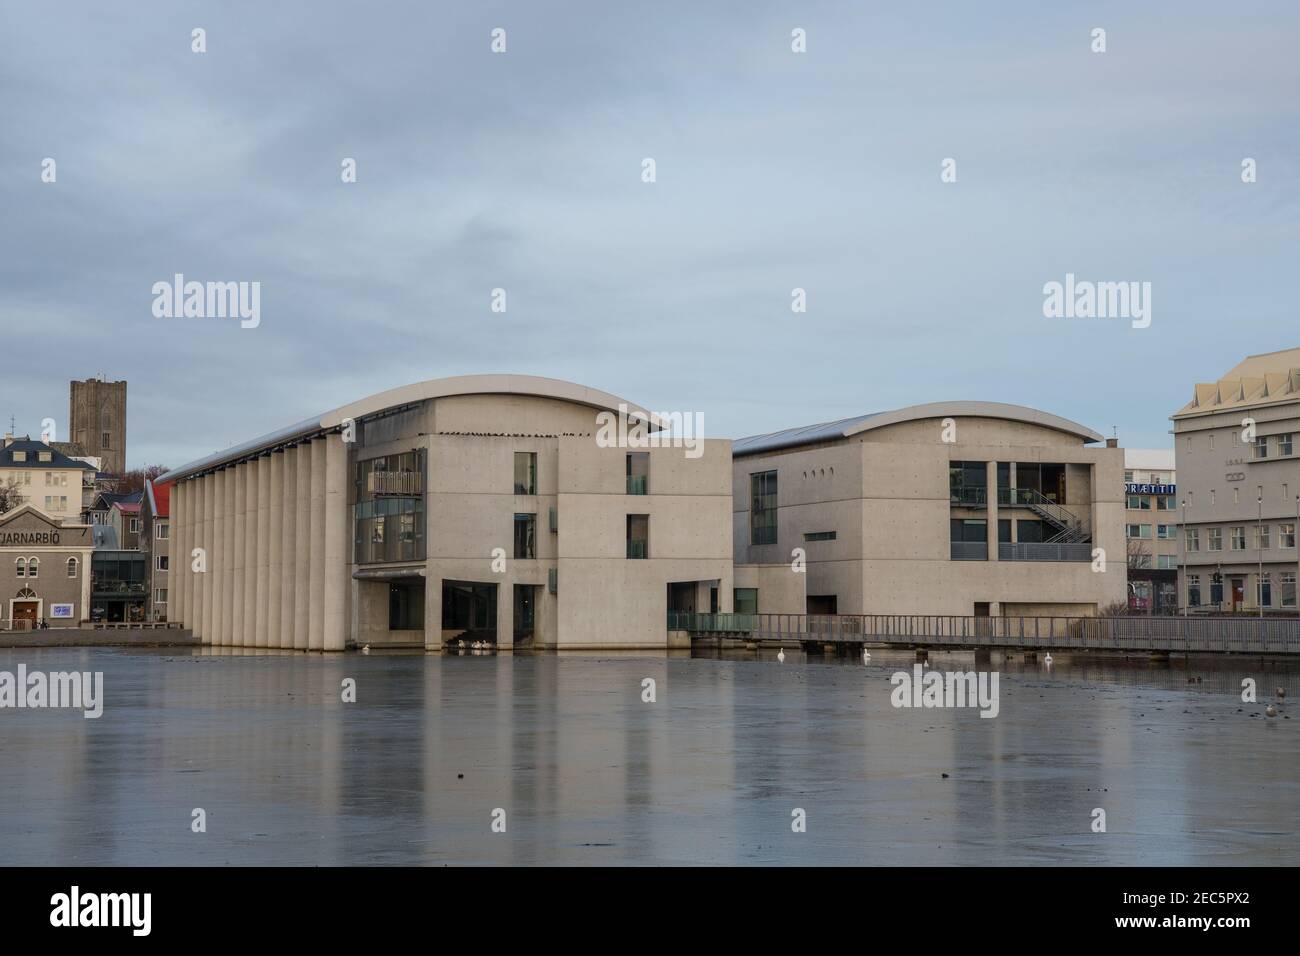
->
<box><xmin>626</xmin><ymin>474</ymin><xmax>647</xmax><ymax>495</ymax></box>
<box><xmin>950</xmin><ymin>541</ymin><xmax>988</xmax><ymax>560</ymax></box>
<box><xmin>999</xmin><ymin>542</ymin><xmax>1092</xmax><ymax>562</ymax></box>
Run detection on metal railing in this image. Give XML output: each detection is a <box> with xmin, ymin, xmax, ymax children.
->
<box><xmin>670</xmin><ymin>611</ymin><xmax>1300</xmax><ymax>654</ymax></box>
<box><xmin>949</xmin><ymin>486</ymin><xmax>987</xmax><ymax>506</ymax></box>
<box><xmin>950</xmin><ymin>541</ymin><xmax>988</xmax><ymax>561</ymax></box>
<box><xmin>626</xmin><ymin>474</ymin><xmax>648</xmax><ymax>495</ymax></box>
<box><xmin>998</xmin><ymin>542</ymin><xmax>1092</xmax><ymax>562</ymax></box>
<box><xmin>627</xmin><ymin>540</ymin><xmax>648</xmax><ymax>559</ymax></box>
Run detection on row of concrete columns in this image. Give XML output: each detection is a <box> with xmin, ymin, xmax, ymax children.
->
<box><xmin>171</xmin><ymin>435</ymin><xmax>350</xmax><ymax>650</ymax></box>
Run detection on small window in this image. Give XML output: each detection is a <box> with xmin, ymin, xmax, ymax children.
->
<box><xmin>129</xmin><ymin>518</ymin><xmax>140</xmax><ymax>533</ymax></box>
<box><xmin>27</xmin><ymin>557</ymin><xmax>38</xmax><ymax>579</ymax></box>
<box><xmin>156</xmin><ymin>523</ymin><xmax>169</xmax><ymax>539</ymax></box>
<box><xmin>626</xmin><ymin>452</ymin><xmax>649</xmax><ymax>495</ymax></box>
<box><xmin>513</xmin><ymin>514</ymin><xmax>536</xmax><ymax>559</ymax></box>
<box><xmin>155</xmin><ymin>588</ymin><xmax>168</xmax><ymax>604</ymax></box>
<box><xmin>12</xmin><ymin>451</ymin><xmax>25</xmax><ymax>462</ymax></box>
<box><xmin>548</xmin><ymin>568</ymin><xmax>557</xmax><ymax>594</ymax></box>
<box><xmin>156</xmin><ymin>555</ymin><xmax>169</xmax><ymax>572</ymax></box>
<box><xmin>67</xmin><ymin>557</ymin><xmax>78</xmax><ymax>578</ymax></box>
<box><xmin>626</xmin><ymin>514</ymin><xmax>649</xmax><ymax>559</ymax></box>
<box><xmin>15</xmin><ymin>557</ymin><xmax>26</xmax><ymax>578</ymax></box>
<box><xmin>513</xmin><ymin>452</ymin><xmax>537</xmax><ymax>495</ymax></box>
<box><xmin>803</xmin><ymin>531</ymin><xmax>836</xmax><ymax>541</ymax></box>
<box><xmin>38</xmin><ymin>451</ymin><xmax>51</xmax><ymax>463</ymax></box>
<box><xmin>1279</xmin><ymin>434</ymin><xmax>1294</xmax><ymax>456</ymax></box>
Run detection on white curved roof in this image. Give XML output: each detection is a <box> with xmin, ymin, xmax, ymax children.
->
<box><xmin>160</xmin><ymin>374</ymin><xmax>663</xmax><ymax>483</ymax></box>
<box><xmin>733</xmin><ymin>401</ymin><xmax>1103</xmax><ymax>456</ymax></box>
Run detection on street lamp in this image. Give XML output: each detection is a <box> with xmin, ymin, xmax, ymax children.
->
<box><xmin>1257</xmin><ymin>487</ymin><xmax>1264</xmax><ymax>619</ymax></box>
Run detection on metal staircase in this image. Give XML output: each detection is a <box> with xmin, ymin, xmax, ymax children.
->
<box><xmin>1015</xmin><ymin>488</ymin><xmax>1091</xmax><ymax>543</ymax></box>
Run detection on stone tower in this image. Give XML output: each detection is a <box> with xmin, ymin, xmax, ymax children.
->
<box><xmin>69</xmin><ymin>377</ymin><xmax>127</xmax><ymax>475</ymax></box>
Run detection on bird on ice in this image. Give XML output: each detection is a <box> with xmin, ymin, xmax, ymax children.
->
<box><xmin>777</xmin><ymin>648</ymin><xmax>786</xmax><ymax>663</ymax></box>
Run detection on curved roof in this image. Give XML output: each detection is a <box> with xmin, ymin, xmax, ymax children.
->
<box><xmin>733</xmin><ymin>401</ymin><xmax>1104</xmax><ymax>456</ymax></box>
<box><xmin>159</xmin><ymin>374</ymin><xmax>664</xmax><ymax>484</ymax></box>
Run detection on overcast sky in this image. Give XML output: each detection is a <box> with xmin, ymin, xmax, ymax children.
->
<box><xmin>3</xmin><ymin>1</ymin><xmax>1298</xmax><ymax>470</ymax></box>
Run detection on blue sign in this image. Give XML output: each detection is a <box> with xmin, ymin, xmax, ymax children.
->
<box><xmin>50</xmin><ymin>604</ymin><xmax>74</xmax><ymax>619</ymax></box>
<box><xmin>1126</xmin><ymin>483</ymin><xmax>1175</xmax><ymax>495</ymax></box>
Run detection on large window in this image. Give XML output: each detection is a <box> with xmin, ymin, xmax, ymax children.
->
<box><xmin>1282</xmin><ymin>572</ymin><xmax>1297</xmax><ymax>608</ymax></box>
<box><xmin>1230</xmin><ymin>526</ymin><xmax>1246</xmax><ymax>550</ymax></box>
<box><xmin>355</xmin><ymin>449</ymin><xmax>426</xmax><ymax>564</ymax></box>
<box><xmin>627</xmin><ymin>514</ymin><xmax>649</xmax><ymax>559</ymax></box>
<box><xmin>1187</xmin><ymin>574</ymin><xmax>1201</xmax><ymax>607</ymax></box>
<box><xmin>1279</xmin><ymin>434</ymin><xmax>1294</xmax><ymax>456</ymax></box>
<box><xmin>750</xmin><ymin>471</ymin><xmax>777</xmax><ymax>545</ymax></box>
<box><xmin>514</xmin><ymin>452</ymin><xmax>537</xmax><ymax>495</ymax></box>
<box><xmin>1185</xmin><ymin>528</ymin><xmax>1199</xmax><ymax>552</ymax></box>
<box><xmin>1256</xmin><ymin>525</ymin><xmax>1271</xmax><ymax>549</ymax></box>
<box><xmin>949</xmin><ymin>461</ymin><xmax>987</xmax><ymax>505</ymax></box>
<box><xmin>733</xmin><ymin>588</ymin><xmax>758</xmax><ymax>614</ymax></box>
<box><xmin>513</xmin><ymin>514</ymin><xmax>536</xmax><ymax>559</ymax></box>
<box><xmin>1255</xmin><ymin>436</ymin><xmax>1270</xmax><ymax>459</ymax></box>
<box><xmin>1282</xmin><ymin>523</ymin><xmax>1297</xmax><ymax>548</ymax></box>
<box><xmin>1207</xmin><ymin>528</ymin><xmax>1222</xmax><ymax>551</ymax></box>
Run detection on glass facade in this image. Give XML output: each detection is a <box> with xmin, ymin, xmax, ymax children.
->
<box><xmin>355</xmin><ymin>450</ymin><xmax>426</xmax><ymax>564</ymax></box>
<box><xmin>750</xmin><ymin>471</ymin><xmax>777</xmax><ymax>545</ymax></box>
<box><xmin>627</xmin><ymin>514</ymin><xmax>649</xmax><ymax>558</ymax></box>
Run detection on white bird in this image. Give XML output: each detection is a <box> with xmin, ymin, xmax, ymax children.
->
<box><xmin>1265</xmin><ymin>704</ymin><xmax>1278</xmax><ymax>718</ymax></box>
<box><xmin>457</xmin><ymin>639</ymin><xmax>466</xmax><ymax>649</ymax></box>
<box><xmin>862</xmin><ymin>648</ymin><xmax>871</xmax><ymax>663</ymax></box>
<box><xmin>777</xmin><ymin>647</ymin><xmax>786</xmax><ymax>663</ymax></box>
<box><xmin>1044</xmin><ymin>653</ymin><xmax>1053</xmax><ymax>666</ymax></box>
<box><xmin>361</xmin><ymin>644</ymin><xmax>370</xmax><ymax>655</ymax></box>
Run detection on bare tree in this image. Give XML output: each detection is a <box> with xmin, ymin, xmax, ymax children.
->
<box><xmin>113</xmin><ymin>465</ymin><xmax>169</xmax><ymax>496</ymax></box>
<box><xmin>1126</xmin><ymin>537</ymin><xmax>1151</xmax><ymax>569</ymax></box>
<box><xmin>0</xmin><ymin>477</ymin><xmax>24</xmax><ymax>514</ymax></box>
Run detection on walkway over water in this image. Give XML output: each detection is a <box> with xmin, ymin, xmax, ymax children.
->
<box><xmin>670</xmin><ymin>612</ymin><xmax>1300</xmax><ymax>655</ymax></box>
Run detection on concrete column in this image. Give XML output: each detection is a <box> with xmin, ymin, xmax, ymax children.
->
<box><xmin>279</xmin><ymin>449</ymin><xmax>297</xmax><ymax>649</ymax></box>
<box><xmin>308</xmin><ymin>440</ymin><xmax>326</xmax><ymax>651</ymax></box>
<box><xmin>222</xmin><ymin>466</ymin><xmax>237</xmax><ymax>645</ymax></box>
<box><xmin>192</xmin><ymin>477</ymin><xmax>206</xmax><ymax>642</ymax></box>
<box><xmin>231</xmin><ymin>464</ymin><xmax>246</xmax><ymax>646</ymax></box>
<box><xmin>424</xmin><ymin>568</ymin><xmax>442</xmax><ymax>651</ymax></box>
<box><xmin>172</xmin><ymin>484</ymin><xmax>186</xmax><ymax>627</ymax></box>
<box><xmin>202</xmin><ymin>472</ymin><xmax>217</xmax><ymax>643</ymax></box>
<box><xmin>256</xmin><ymin>455</ymin><xmax>272</xmax><ymax>648</ymax></box>
<box><xmin>293</xmin><ymin>444</ymin><xmax>311</xmax><ymax>650</ymax></box>
<box><xmin>243</xmin><ymin>460</ymin><xmax>259</xmax><ymax>646</ymax></box>
<box><xmin>986</xmin><ymin>460</ymin><xmax>999</xmax><ymax>562</ymax></box>
<box><xmin>497</xmin><ymin>583</ymin><xmax>514</xmax><ymax>649</ymax></box>
<box><xmin>323</xmin><ymin>436</ymin><xmax>349</xmax><ymax>651</ymax></box>
<box><xmin>80</xmin><ymin>547</ymin><xmax>92</xmax><ymax>625</ymax></box>
<box><xmin>211</xmin><ymin>470</ymin><xmax>225</xmax><ymax>647</ymax></box>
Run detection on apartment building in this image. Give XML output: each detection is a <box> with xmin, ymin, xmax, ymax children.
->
<box><xmin>732</xmin><ymin>401</ymin><xmax>1126</xmax><ymax>617</ymax></box>
<box><xmin>1123</xmin><ymin>449</ymin><xmax>1178</xmax><ymax>613</ymax></box>
<box><xmin>0</xmin><ymin>435</ymin><xmax>97</xmax><ymax>524</ymax></box>
<box><xmin>140</xmin><ymin>478</ymin><xmax>172</xmax><ymax>621</ymax></box>
<box><xmin>1172</xmin><ymin>348</ymin><xmax>1300</xmax><ymax>613</ymax></box>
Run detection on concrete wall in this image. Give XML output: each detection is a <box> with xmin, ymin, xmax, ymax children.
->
<box><xmin>733</xmin><ymin>563</ymin><xmax>805</xmax><ymax>614</ymax></box>
<box><xmin>733</xmin><ymin>414</ymin><xmax>1126</xmax><ymax>616</ymax></box>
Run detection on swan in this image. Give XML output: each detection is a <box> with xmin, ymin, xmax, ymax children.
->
<box><xmin>1044</xmin><ymin>652</ymin><xmax>1053</xmax><ymax>666</ymax></box>
<box><xmin>777</xmin><ymin>647</ymin><xmax>786</xmax><ymax>663</ymax></box>
<box><xmin>1265</xmin><ymin>704</ymin><xmax>1278</xmax><ymax>718</ymax></box>
<box><xmin>862</xmin><ymin>648</ymin><xmax>871</xmax><ymax>663</ymax></box>
<box><xmin>361</xmin><ymin>644</ymin><xmax>370</xmax><ymax>655</ymax></box>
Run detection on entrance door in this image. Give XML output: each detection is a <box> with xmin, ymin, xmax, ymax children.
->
<box><xmin>1230</xmin><ymin>578</ymin><xmax>1245</xmax><ymax>611</ymax></box>
<box><xmin>13</xmin><ymin>601</ymin><xmax>39</xmax><ymax>629</ymax></box>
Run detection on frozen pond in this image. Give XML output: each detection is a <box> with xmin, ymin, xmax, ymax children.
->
<box><xmin>0</xmin><ymin>645</ymin><xmax>1295</xmax><ymax>865</ymax></box>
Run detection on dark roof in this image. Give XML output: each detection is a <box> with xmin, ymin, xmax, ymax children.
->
<box><xmin>0</xmin><ymin>437</ymin><xmax>96</xmax><ymax>471</ymax></box>
<box><xmin>91</xmin><ymin>490</ymin><xmax>143</xmax><ymax>511</ymax></box>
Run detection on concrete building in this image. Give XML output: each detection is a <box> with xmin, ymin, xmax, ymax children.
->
<box><xmin>0</xmin><ymin>504</ymin><xmax>94</xmax><ymax>629</ymax></box>
<box><xmin>1172</xmin><ymin>348</ymin><xmax>1300</xmax><ymax>613</ymax></box>
<box><xmin>1123</xmin><ymin>448</ymin><xmax>1178</xmax><ymax>613</ymax></box>
<box><xmin>70</xmin><ymin>377</ymin><xmax>128</xmax><ymax>475</ymax></box>
<box><xmin>140</xmin><ymin>478</ymin><xmax>172</xmax><ymax>621</ymax></box>
<box><xmin>731</xmin><ymin>402</ymin><xmax>1126</xmax><ymax>617</ymax></box>
<box><xmin>162</xmin><ymin>375</ymin><xmax>733</xmax><ymax>650</ymax></box>
<box><xmin>0</xmin><ymin>435</ymin><xmax>97</xmax><ymax>525</ymax></box>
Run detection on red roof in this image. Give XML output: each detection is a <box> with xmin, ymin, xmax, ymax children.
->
<box><xmin>150</xmin><ymin>479</ymin><xmax>172</xmax><ymax>518</ymax></box>
<box><xmin>113</xmin><ymin>500</ymin><xmax>141</xmax><ymax>515</ymax></box>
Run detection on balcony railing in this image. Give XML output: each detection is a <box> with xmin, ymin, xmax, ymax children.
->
<box><xmin>949</xmin><ymin>486</ymin><xmax>987</xmax><ymax>506</ymax></box>
<box><xmin>626</xmin><ymin>474</ymin><xmax>647</xmax><ymax>495</ymax></box>
<box><xmin>999</xmin><ymin>542</ymin><xmax>1092</xmax><ymax>562</ymax></box>
<box><xmin>950</xmin><ymin>541</ymin><xmax>988</xmax><ymax>560</ymax></box>
<box><xmin>627</xmin><ymin>539</ymin><xmax>648</xmax><ymax>559</ymax></box>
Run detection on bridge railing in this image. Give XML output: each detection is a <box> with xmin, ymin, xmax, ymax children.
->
<box><xmin>670</xmin><ymin>611</ymin><xmax>1300</xmax><ymax>654</ymax></box>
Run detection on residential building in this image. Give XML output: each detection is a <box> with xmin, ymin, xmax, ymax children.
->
<box><xmin>1123</xmin><ymin>448</ymin><xmax>1178</xmax><ymax>613</ymax></box>
<box><xmin>1172</xmin><ymin>348</ymin><xmax>1300</xmax><ymax>613</ymax></box>
<box><xmin>0</xmin><ymin>434</ymin><xmax>97</xmax><ymax>525</ymax></box>
<box><xmin>140</xmin><ymin>478</ymin><xmax>172</xmax><ymax>621</ymax></box>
